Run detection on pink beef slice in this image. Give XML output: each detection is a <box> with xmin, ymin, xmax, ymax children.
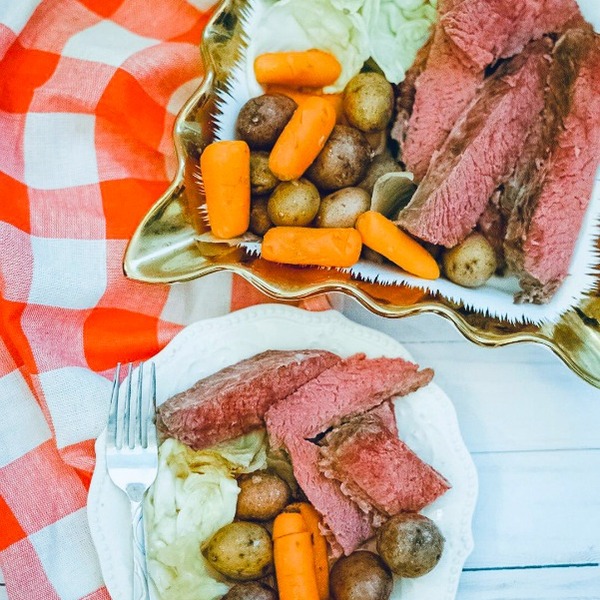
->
<box><xmin>507</xmin><ymin>30</ymin><xmax>600</xmax><ymax>303</ymax></box>
<box><xmin>391</xmin><ymin>34</ymin><xmax>434</xmax><ymax>156</ymax></box>
<box><xmin>399</xmin><ymin>0</ymin><xmax>483</xmax><ymax>181</ymax></box>
<box><xmin>367</xmin><ymin>401</ymin><xmax>398</xmax><ymax>438</ymax></box>
<box><xmin>264</xmin><ymin>353</ymin><xmax>434</xmax><ymax>449</ymax></box>
<box><xmin>441</xmin><ymin>0</ymin><xmax>581</xmax><ymax>71</ymax></box>
<box><xmin>156</xmin><ymin>349</ymin><xmax>341</xmax><ymax>449</ymax></box>
<box><xmin>396</xmin><ymin>38</ymin><xmax>552</xmax><ymax>248</ymax></box>
<box><xmin>318</xmin><ymin>412</ymin><xmax>450</xmax><ymax>517</ymax></box>
<box><xmin>477</xmin><ymin>189</ymin><xmax>507</xmax><ymax>270</ymax></box>
<box><xmin>285</xmin><ymin>437</ymin><xmax>375</xmax><ymax>557</ymax></box>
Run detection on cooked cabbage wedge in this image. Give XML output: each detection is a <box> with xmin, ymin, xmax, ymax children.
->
<box><xmin>144</xmin><ymin>431</ymin><xmax>267</xmax><ymax>600</ymax></box>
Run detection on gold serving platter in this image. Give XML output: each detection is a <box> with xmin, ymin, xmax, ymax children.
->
<box><xmin>124</xmin><ymin>0</ymin><xmax>600</xmax><ymax>388</ymax></box>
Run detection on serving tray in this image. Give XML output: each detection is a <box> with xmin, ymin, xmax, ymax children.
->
<box><xmin>123</xmin><ymin>0</ymin><xmax>600</xmax><ymax>387</ymax></box>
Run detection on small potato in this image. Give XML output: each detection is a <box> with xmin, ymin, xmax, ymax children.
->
<box><xmin>203</xmin><ymin>522</ymin><xmax>273</xmax><ymax>581</ymax></box>
<box><xmin>250</xmin><ymin>152</ymin><xmax>279</xmax><ymax>195</ymax></box>
<box><xmin>305</xmin><ymin>125</ymin><xmax>372</xmax><ymax>192</ymax></box>
<box><xmin>330</xmin><ymin>551</ymin><xmax>393</xmax><ymax>600</ymax></box>
<box><xmin>249</xmin><ymin>197</ymin><xmax>273</xmax><ymax>236</ymax></box>
<box><xmin>442</xmin><ymin>232</ymin><xmax>497</xmax><ymax>288</ymax></box>
<box><xmin>376</xmin><ymin>513</ymin><xmax>444</xmax><ymax>578</ymax></box>
<box><xmin>267</xmin><ymin>179</ymin><xmax>320</xmax><ymax>226</ymax></box>
<box><xmin>236</xmin><ymin>470</ymin><xmax>291</xmax><ymax>521</ymax></box>
<box><xmin>315</xmin><ymin>187</ymin><xmax>370</xmax><ymax>228</ymax></box>
<box><xmin>236</xmin><ymin>94</ymin><xmax>297</xmax><ymax>150</ymax></box>
<box><xmin>222</xmin><ymin>582</ymin><xmax>277</xmax><ymax>600</ymax></box>
<box><xmin>343</xmin><ymin>72</ymin><xmax>394</xmax><ymax>133</ymax></box>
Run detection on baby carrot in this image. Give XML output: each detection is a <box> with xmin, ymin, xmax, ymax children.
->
<box><xmin>200</xmin><ymin>140</ymin><xmax>250</xmax><ymax>239</ymax></box>
<box><xmin>262</xmin><ymin>227</ymin><xmax>362</xmax><ymax>268</ymax></box>
<box><xmin>356</xmin><ymin>211</ymin><xmax>440</xmax><ymax>279</ymax></box>
<box><xmin>272</xmin><ymin>512</ymin><xmax>308</xmax><ymax>540</ymax></box>
<box><xmin>265</xmin><ymin>85</ymin><xmax>345</xmax><ymax>121</ymax></box>
<box><xmin>255</xmin><ymin>49</ymin><xmax>342</xmax><ymax>88</ymax></box>
<box><xmin>274</xmin><ymin>531</ymin><xmax>320</xmax><ymax>600</ymax></box>
<box><xmin>285</xmin><ymin>503</ymin><xmax>329</xmax><ymax>600</ymax></box>
<box><xmin>269</xmin><ymin>96</ymin><xmax>336</xmax><ymax>181</ymax></box>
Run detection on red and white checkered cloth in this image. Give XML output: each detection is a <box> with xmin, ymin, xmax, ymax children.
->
<box><xmin>0</xmin><ymin>1</ymin><xmax>329</xmax><ymax>598</ymax></box>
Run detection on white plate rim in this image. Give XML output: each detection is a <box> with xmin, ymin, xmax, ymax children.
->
<box><xmin>88</xmin><ymin>304</ymin><xmax>478</xmax><ymax>600</ymax></box>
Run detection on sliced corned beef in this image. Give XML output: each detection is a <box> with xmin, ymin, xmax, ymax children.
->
<box><xmin>503</xmin><ymin>29</ymin><xmax>600</xmax><ymax>303</ymax></box>
<box><xmin>156</xmin><ymin>349</ymin><xmax>341</xmax><ymax>449</ymax></box>
<box><xmin>366</xmin><ymin>400</ymin><xmax>398</xmax><ymax>438</ymax></box>
<box><xmin>265</xmin><ymin>353</ymin><xmax>434</xmax><ymax>449</ymax></box>
<box><xmin>477</xmin><ymin>189</ymin><xmax>507</xmax><ymax>269</ymax></box>
<box><xmin>396</xmin><ymin>39</ymin><xmax>552</xmax><ymax>247</ymax></box>
<box><xmin>399</xmin><ymin>0</ymin><xmax>482</xmax><ymax>181</ymax></box>
<box><xmin>285</xmin><ymin>437</ymin><xmax>375</xmax><ymax>557</ymax></box>
<box><xmin>391</xmin><ymin>35</ymin><xmax>434</xmax><ymax>159</ymax></box>
<box><xmin>441</xmin><ymin>0</ymin><xmax>581</xmax><ymax>70</ymax></box>
<box><xmin>319</xmin><ymin>411</ymin><xmax>450</xmax><ymax>517</ymax></box>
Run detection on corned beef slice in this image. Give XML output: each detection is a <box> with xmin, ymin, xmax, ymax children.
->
<box><xmin>399</xmin><ymin>0</ymin><xmax>482</xmax><ymax>181</ymax></box>
<box><xmin>319</xmin><ymin>412</ymin><xmax>450</xmax><ymax>517</ymax></box>
<box><xmin>156</xmin><ymin>349</ymin><xmax>341</xmax><ymax>449</ymax></box>
<box><xmin>366</xmin><ymin>401</ymin><xmax>398</xmax><ymax>438</ymax></box>
<box><xmin>441</xmin><ymin>0</ymin><xmax>581</xmax><ymax>70</ymax></box>
<box><xmin>505</xmin><ymin>30</ymin><xmax>600</xmax><ymax>303</ymax></box>
<box><xmin>477</xmin><ymin>190</ymin><xmax>507</xmax><ymax>269</ymax></box>
<box><xmin>391</xmin><ymin>35</ymin><xmax>434</xmax><ymax>158</ymax></box>
<box><xmin>265</xmin><ymin>353</ymin><xmax>434</xmax><ymax>448</ymax></box>
<box><xmin>285</xmin><ymin>437</ymin><xmax>375</xmax><ymax>557</ymax></box>
<box><xmin>396</xmin><ymin>39</ymin><xmax>552</xmax><ymax>247</ymax></box>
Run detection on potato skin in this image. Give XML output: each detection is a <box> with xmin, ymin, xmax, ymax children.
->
<box><xmin>267</xmin><ymin>179</ymin><xmax>320</xmax><ymax>226</ymax></box>
<box><xmin>376</xmin><ymin>513</ymin><xmax>444</xmax><ymax>578</ymax></box>
<box><xmin>330</xmin><ymin>551</ymin><xmax>393</xmax><ymax>600</ymax></box>
<box><xmin>203</xmin><ymin>522</ymin><xmax>273</xmax><ymax>581</ymax></box>
<box><xmin>250</xmin><ymin>151</ymin><xmax>279</xmax><ymax>195</ymax></box>
<box><xmin>442</xmin><ymin>232</ymin><xmax>497</xmax><ymax>288</ymax></box>
<box><xmin>315</xmin><ymin>187</ymin><xmax>370</xmax><ymax>228</ymax></box>
<box><xmin>236</xmin><ymin>94</ymin><xmax>297</xmax><ymax>150</ymax></box>
<box><xmin>236</xmin><ymin>471</ymin><xmax>291</xmax><ymax>521</ymax></box>
<box><xmin>306</xmin><ymin>125</ymin><xmax>372</xmax><ymax>192</ymax></box>
<box><xmin>343</xmin><ymin>73</ymin><xmax>394</xmax><ymax>133</ymax></box>
<box><xmin>222</xmin><ymin>582</ymin><xmax>277</xmax><ymax>600</ymax></box>
<box><xmin>249</xmin><ymin>197</ymin><xmax>273</xmax><ymax>237</ymax></box>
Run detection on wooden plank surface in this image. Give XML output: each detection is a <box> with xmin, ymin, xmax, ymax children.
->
<box><xmin>458</xmin><ymin>565</ymin><xmax>600</xmax><ymax>599</ymax></box>
<box><xmin>339</xmin><ymin>297</ymin><xmax>600</xmax><ymax>599</ymax></box>
<box><xmin>0</xmin><ymin>567</ymin><xmax>6</xmax><ymax>600</ymax></box>
<box><xmin>467</xmin><ymin>450</ymin><xmax>600</xmax><ymax>568</ymax></box>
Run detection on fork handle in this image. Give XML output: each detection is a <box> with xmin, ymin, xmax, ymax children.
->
<box><xmin>131</xmin><ymin>501</ymin><xmax>151</xmax><ymax>600</ymax></box>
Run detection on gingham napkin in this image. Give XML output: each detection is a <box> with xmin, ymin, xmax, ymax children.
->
<box><xmin>0</xmin><ymin>1</ymin><xmax>315</xmax><ymax>597</ymax></box>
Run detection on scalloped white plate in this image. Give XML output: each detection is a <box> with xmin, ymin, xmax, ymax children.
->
<box><xmin>88</xmin><ymin>304</ymin><xmax>478</xmax><ymax>600</ymax></box>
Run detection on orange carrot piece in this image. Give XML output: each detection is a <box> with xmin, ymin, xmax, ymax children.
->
<box><xmin>262</xmin><ymin>227</ymin><xmax>362</xmax><ymax>268</ymax></box>
<box><xmin>255</xmin><ymin>49</ymin><xmax>341</xmax><ymax>88</ymax></box>
<box><xmin>265</xmin><ymin>86</ymin><xmax>344</xmax><ymax>121</ymax></box>
<box><xmin>274</xmin><ymin>531</ymin><xmax>320</xmax><ymax>600</ymax></box>
<box><xmin>200</xmin><ymin>140</ymin><xmax>250</xmax><ymax>239</ymax></box>
<box><xmin>356</xmin><ymin>211</ymin><xmax>440</xmax><ymax>279</ymax></box>
<box><xmin>269</xmin><ymin>96</ymin><xmax>336</xmax><ymax>181</ymax></box>
<box><xmin>285</xmin><ymin>503</ymin><xmax>329</xmax><ymax>600</ymax></box>
<box><xmin>273</xmin><ymin>512</ymin><xmax>308</xmax><ymax>540</ymax></box>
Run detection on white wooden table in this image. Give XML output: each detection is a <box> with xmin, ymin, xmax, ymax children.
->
<box><xmin>339</xmin><ymin>295</ymin><xmax>600</xmax><ymax>599</ymax></box>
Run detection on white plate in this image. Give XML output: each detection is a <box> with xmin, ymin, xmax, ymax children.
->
<box><xmin>88</xmin><ymin>304</ymin><xmax>478</xmax><ymax>600</ymax></box>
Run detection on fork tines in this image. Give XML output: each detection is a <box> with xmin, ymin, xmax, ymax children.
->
<box><xmin>107</xmin><ymin>361</ymin><xmax>157</xmax><ymax>451</ymax></box>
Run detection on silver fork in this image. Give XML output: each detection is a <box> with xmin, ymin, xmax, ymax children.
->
<box><xmin>106</xmin><ymin>362</ymin><xmax>158</xmax><ymax>600</ymax></box>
